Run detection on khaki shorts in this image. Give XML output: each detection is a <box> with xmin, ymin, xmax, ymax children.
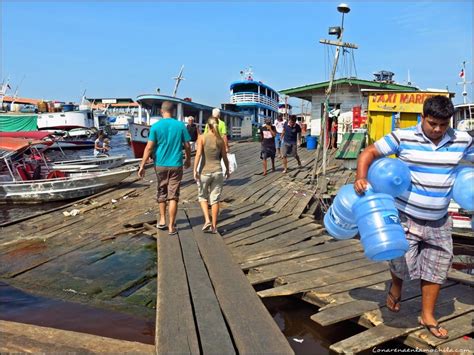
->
<box><xmin>198</xmin><ymin>172</ymin><xmax>224</xmax><ymax>205</ymax></box>
<box><xmin>155</xmin><ymin>166</ymin><xmax>183</xmax><ymax>203</ymax></box>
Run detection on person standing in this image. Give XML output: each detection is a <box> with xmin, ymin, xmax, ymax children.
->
<box><xmin>354</xmin><ymin>95</ymin><xmax>474</xmax><ymax>339</ymax></box>
<box><xmin>275</xmin><ymin>115</ymin><xmax>286</xmax><ymax>158</ymax></box>
<box><xmin>205</xmin><ymin>108</ymin><xmax>229</xmax><ymax>153</ymax></box>
<box><xmin>330</xmin><ymin>119</ymin><xmax>338</xmax><ymax>149</ymax></box>
<box><xmin>94</xmin><ymin>130</ymin><xmax>106</xmax><ymax>157</ymax></box>
<box><xmin>281</xmin><ymin>117</ymin><xmax>302</xmax><ymax>173</ymax></box>
<box><xmin>194</xmin><ymin>117</ymin><xmax>230</xmax><ymax>234</ymax></box>
<box><xmin>186</xmin><ymin>116</ymin><xmax>200</xmax><ymax>151</ymax></box>
<box><xmin>258</xmin><ymin>118</ymin><xmax>276</xmax><ymax>175</ymax></box>
<box><xmin>138</xmin><ymin>101</ymin><xmax>191</xmax><ymax>235</ymax></box>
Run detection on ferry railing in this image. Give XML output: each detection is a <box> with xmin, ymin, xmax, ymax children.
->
<box><xmin>231</xmin><ymin>93</ymin><xmax>278</xmax><ymax>110</ymax></box>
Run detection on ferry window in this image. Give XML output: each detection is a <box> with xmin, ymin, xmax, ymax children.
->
<box><xmin>233</xmin><ymin>83</ymin><xmax>258</xmax><ymax>94</ymax></box>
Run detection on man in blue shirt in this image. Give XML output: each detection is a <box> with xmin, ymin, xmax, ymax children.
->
<box><xmin>281</xmin><ymin>117</ymin><xmax>302</xmax><ymax>173</ymax></box>
<box><xmin>138</xmin><ymin>101</ymin><xmax>191</xmax><ymax>235</ymax></box>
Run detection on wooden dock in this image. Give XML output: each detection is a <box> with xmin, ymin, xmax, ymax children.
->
<box><xmin>0</xmin><ymin>140</ymin><xmax>472</xmax><ymax>353</ymax></box>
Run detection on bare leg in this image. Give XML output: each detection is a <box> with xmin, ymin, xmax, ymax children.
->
<box><xmin>387</xmin><ymin>271</ymin><xmax>403</xmax><ymax>312</ymax></box>
<box><xmin>420</xmin><ymin>280</ymin><xmax>447</xmax><ymax>337</ymax></box>
<box><xmin>211</xmin><ymin>203</ymin><xmax>219</xmax><ymax>229</ymax></box>
<box><xmin>263</xmin><ymin>159</ymin><xmax>267</xmax><ymax>175</ymax></box>
<box><xmin>296</xmin><ymin>154</ymin><xmax>302</xmax><ymax>167</ymax></box>
<box><xmin>282</xmin><ymin>157</ymin><xmax>288</xmax><ymax>173</ymax></box>
<box><xmin>168</xmin><ymin>200</ymin><xmax>178</xmax><ymax>232</ymax></box>
<box><xmin>158</xmin><ymin>202</ymin><xmax>166</xmax><ymax>226</ymax></box>
<box><xmin>271</xmin><ymin>157</ymin><xmax>275</xmax><ymax>171</ymax></box>
<box><xmin>199</xmin><ymin>200</ymin><xmax>211</xmax><ymax>225</ymax></box>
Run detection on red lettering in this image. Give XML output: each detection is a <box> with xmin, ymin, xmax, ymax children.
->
<box><xmin>400</xmin><ymin>94</ymin><xmax>409</xmax><ymax>103</ymax></box>
<box><xmin>387</xmin><ymin>93</ymin><xmax>396</xmax><ymax>103</ymax></box>
<box><xmin>377</xmin><ymin>94</ymin><xmax>385</xmax><ymax>103</ymax></box>
<box><xmin>415</xmin><ymin>94</ymin><xmax>423</xmax><ymax>104</ymax></box>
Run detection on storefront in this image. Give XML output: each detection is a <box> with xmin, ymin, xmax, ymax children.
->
<box><xmin>365</xmin><ymin>90</ymin><xmax>453</xmax><ymax>144</ymax></box>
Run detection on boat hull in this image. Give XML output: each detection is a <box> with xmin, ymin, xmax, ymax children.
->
<box><xmin>0</xmin><ymin>168</ymin><xmax>136</xmax><ymax>203</ymax></box>
<box><xmin>129</xmin><ymin>123</ymin><xmax>150</xmax><ymax>158</ymax></box>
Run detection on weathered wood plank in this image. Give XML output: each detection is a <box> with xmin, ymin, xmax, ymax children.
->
<box><xmin>185</xmin><ymin>206</ymin><xmax>294</xmax><ymax>354</ymax></box>
<box><xmin>329</xmin><ymin>284</ymin><xmax>473</xmax><ymax>353</ymax></box>
<box><xmin>156</xmin><ymin>227</ymin><xmax>199</xmax><ymax>354</ymax></box>
<box><xmin>0</xmin><ymin>320</ymin><xmax>155</xmax><ymax>354</ymax></box>
<box><xmin>176</xmin><ymin>210</ymin><xmax>235</xmax><ymax>354</ymax></box>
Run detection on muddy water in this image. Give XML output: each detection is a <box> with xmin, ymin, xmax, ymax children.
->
<box><xmin>1</xmin><ymin>282</ymin><xmax>413</xmax><ymax>353</ymax></box>
<box><xmin>0</xmin><ymin>282</ymin><xmax>155</xmax><ymax>345</ymax></box>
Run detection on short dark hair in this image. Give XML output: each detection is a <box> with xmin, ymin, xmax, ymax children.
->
<box><xmin>161</xmin><ymin>101</ymin><xmax>173</xmax><ymax>114</ymax></box>
<box><xmin>289</xmin><ymin>116</ymin><xmax>297</xmax><ymax>122</ymax></box>
<box><xmin>423</xmin><ymin>95</ymin><xmax>454</xmax><ymax>120</ymax></box>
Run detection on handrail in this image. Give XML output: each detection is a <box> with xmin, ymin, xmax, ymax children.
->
<box><xmin>231</xmin><ymin>93</ymin><xmax>278</xmax><ymax>110</ymax></box>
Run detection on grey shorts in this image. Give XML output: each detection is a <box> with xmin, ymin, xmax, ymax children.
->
<box><xmin>155</xmin><ymin>166</ymin><xmax>183</xmax><ymax>203</ymax></box>
<box><xmin>283</xmin><ymin>143</ymin><xmax>298</xmax><ymax>158</ymax></box>
<box><xmin>389</xmin><ymin>212</ymin><xmax>453</xmax><ymax>284</ymax></box>
<box><xmin>198</xmin><ymin>171</ymin><xmax>224</xmax><ymax>205</ymax></box>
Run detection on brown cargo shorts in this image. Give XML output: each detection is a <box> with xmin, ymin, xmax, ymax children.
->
<box><xmin>155</xmin><ymin>166</ymin><xmax>184</xmax><ymax>203</ymax></box>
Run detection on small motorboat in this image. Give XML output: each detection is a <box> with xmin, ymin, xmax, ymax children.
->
<box><xmin>0</xmin><ymin>138</ymin><xmax>136</xmax><ymax>203</ymax></box>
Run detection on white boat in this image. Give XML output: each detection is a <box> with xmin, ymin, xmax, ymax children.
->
<box><xmin>51</xmin><ymin>154</ymin><xmax>128</xmax><ymax>170</ymax></box>
<box><xmin>37</xmin><ymin>110</ymin><xmax>96</xmax><ymax>130</ymax></box>
<box><xmin>110</xmin><ymin>114</ymin><xmax>133</xmax><ymax>130</ymax></box>
<box><xmin>0</xmin><ymin>138</ymin><xmax>136</xmax><ymax>203</ymax></box>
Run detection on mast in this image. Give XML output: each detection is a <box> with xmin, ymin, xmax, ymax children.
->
<box><xmin>172</xmin><ymin>65</ymin><xmax>185</xmax><ymax>97</ymax></box>
<box><xmin>457</xmin><ymin>61</ymin><xmax>472</xmax><ymax>105</ymax></box>
<box><xmin>311</xmin><ymin>3</ymin><xmax>358</xmax><ymax>187</ymax></box>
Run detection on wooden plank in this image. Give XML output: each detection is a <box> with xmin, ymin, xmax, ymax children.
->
<box><xmin>156</xmin><ymin>226</ymin><xmax>199</xmax><ymax>354</ymax></box>
<box><xmin>258</xmin><ymin>262</ymin><xmax>388</xmax><ymax>298</ymax></box>
<box><xmin>185</xmin><ymin>206</ymin><xmax>294</xmax><ymax>354</ymax></box>
<box><xmin>232</xmin><ymin>227</ymin><xmax>327</xmax><ymax>262</ymax></box>
<box><xmin>239</xmin><ymin>236</ymin><xmax>328</xmax><ymax>269</ymax></box>
<box><xmin>329</xmin><ymin>284</ymin><xmax>473</xmax><ymax>353</ymax></box>
<box><xmin>176</xmin><ymin>210</ymin><xmax>235</xmax><ymax>354</ymax></box>
<box><xmin>434</xmin><ymin>336</ymin><xmax>474</xmax><ymax>354</ymax></box>
<box><xmin>228</xmin><ymin>217</ymin><xmax>315</xmax><ymax>247</ymax></box>
<box><xmin>222</xmin><ymin>211</ymin><xmax>291</xmax><ymax>239</ymax></box>
<box><xmin>247</xmin><ymin>245</ymin><xmax>365</xmax><ymax>285</ymax></box>
<box><xmin>0</xmin><ymin>320</ymin><xmax>155</xmax><ymax>354</ymax></box>
<box><xmin>448</xmin><ymin>268</ymin><xmax>474</xmax><ymax>286</ymax></box>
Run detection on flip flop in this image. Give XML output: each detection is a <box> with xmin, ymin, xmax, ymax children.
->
<box><xmin>156</xmin><ymin>224</ymin><xmax>167</xmax><ymax>230</ymax></box>
<box><xmin>419</xmin><ymin>321</ymin><xmax>449</xmax><ymax>339</ymax></box>
<box><xmin>202</xmin><ymin>222</ymin><xmax>212</xmax><ymax>232</ymax></box>
<box><xmin>168</xmin><ymin>229</ymin><xmax>178</xmax><ymax>236</ymax></box>
<box><xmin>386</xmin><ymin>282</ymin><xmax>401</xmax><ymax>312</ymax></box>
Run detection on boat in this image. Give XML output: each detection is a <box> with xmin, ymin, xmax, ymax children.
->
<box><xmin>229</xmin><ymin>67</ymin><xmax>279</xmax><ymax>126</ymax></box>
<box><xmin>37</xmin><ymin>109</ymin><xmax>96</xmax><ymax>130</ymax></box>
<box><xmin>109</xmin><ymin>114</ymin><xmax>132</xmax><ymax>130</ymax></box>
<box><xmin>0</xmin><ymin>131</ymin><xmax>56</xmax><ymax>150</ymax></box>
<box><xmin>51</xmin><ymin>154</ymin><xmax>128</xmax><ymax>171</ymax></box>
<box><xmin>453</xmin><ymin>61</ymin><xmax>474</xmax><ymax>136</ymax></box>
<box><xmin>0</xmin><ymin>138</ymin><xmax>136</xmax><ymax>203</ymax></box>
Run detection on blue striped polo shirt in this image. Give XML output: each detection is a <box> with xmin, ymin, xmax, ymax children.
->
<box><xmin>374</xmin><ymin>123</ymin><xmax>474</xmax><ymax>220</ymax></box>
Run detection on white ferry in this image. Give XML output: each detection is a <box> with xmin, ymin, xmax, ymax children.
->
<box><xmin>229</xmin><ymin>68</ymin><xmax>279</xmax><ymax>126</ymax></box>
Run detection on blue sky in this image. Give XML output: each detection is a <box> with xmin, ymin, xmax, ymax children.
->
<box><xmin>1</xmin><ymin>1</ymin><xmax>472</xmax><ymax>108</ymax></box>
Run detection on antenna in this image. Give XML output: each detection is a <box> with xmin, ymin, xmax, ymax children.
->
<box><xmin>457</xmin><ymin>61</ymin><xmax>472</xmax><ymax>104</ymax></box>
<box><xmin>172</xmin><ymin>65</ymin><xmax>185</xmax><ymax>97</ymax></box>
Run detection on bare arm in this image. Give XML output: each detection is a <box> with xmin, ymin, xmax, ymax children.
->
<box><xmin>183</xmin><ymin>142</ymin><xmax>191</xmax><ymax>169</ymax></box>
<box><xmin>193</xmin><ymin>136</ymin><xmax>203</xmax><ymax>180</ymax></box>
<box><xmin>221</xmin><ymin>142</ymin><xmax>230</xmax><ymax>179</ymax></box>
<box><xmin>354</xmin><ymin>144</ymin><xmax>382</xmax><ymax>194</ymax></box>
<box><xmin>138</xmin><ymin>140</ymin><xmax>155</xmax><ymax>178</ymax></box>
<box><xmin>223</xmin><ymin>134</ymin><xmax>229</xmax><ymax>153</ymax></box>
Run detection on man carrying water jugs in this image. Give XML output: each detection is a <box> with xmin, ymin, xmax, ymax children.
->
<box><xmin>355</xmin><ymin>95</ymin><xmax>474</xmax><ymax>339</ymax></box>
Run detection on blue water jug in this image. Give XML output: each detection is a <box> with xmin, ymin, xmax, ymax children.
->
<box><xmin>367</xmin><ymin>158</ymin><xmax>411</xmax><ymax>197</ymax></box>
<box><xmin>453</xmin><ymin>167</ymin><xmax>474</xmax><ymax>211</ymax></box>
<box><xmin>306</xmin><ymin>136</ymin><xmax>318</xmax><ymax>150</ymax></box>
<box><xmin>352</xmin><ymin>190</ymin><xmax>408</xmax><ymax>261</ymax></box>
<box><xmin>324</xmin><ymin>184</ymin><xmax>361</xmax><ymax>239</ymax></box>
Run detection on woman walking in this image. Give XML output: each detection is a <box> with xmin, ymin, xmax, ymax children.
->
<box><xmin>193</xmin><ymin>117</ymin><xmax>230</xmax><ymax>234</ymax></box>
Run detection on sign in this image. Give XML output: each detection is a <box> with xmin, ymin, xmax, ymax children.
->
<box><xmin>102</xmin><ymin>99</ymin><xmax>117</xmax><ymax>104</ymax></box>
<box><xmin>368</xmin><ymin>92</ymin><xmax>449</xmax><ymax>113</ymax></box>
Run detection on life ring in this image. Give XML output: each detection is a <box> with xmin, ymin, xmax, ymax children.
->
<box><xmin>47</xmin><ymin>170</ymin><xmax>66</xmax><ymax>179</ymax></box>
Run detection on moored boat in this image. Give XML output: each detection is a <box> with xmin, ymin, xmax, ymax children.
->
<box><xmin>0</xmin><ymin>138</ymin><xmax>136</xmax><ymax>203</ymax></box>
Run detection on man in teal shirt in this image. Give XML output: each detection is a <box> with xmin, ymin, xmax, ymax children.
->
<box><xmin>138</xmin><ymin>101</ymin><xmax>191</xmax><ymax>235</ymax></box>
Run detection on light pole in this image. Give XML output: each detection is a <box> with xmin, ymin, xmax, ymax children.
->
<box><xmin>311</xmin><ymin>3</ymin><xmax>358</xmax><ymax>189</ymax></box>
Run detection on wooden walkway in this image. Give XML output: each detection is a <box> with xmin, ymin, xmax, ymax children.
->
<box><xmin>0</xmin><ymin>140</ymin><xmax>472</xmax><ymax>353</ymax></box>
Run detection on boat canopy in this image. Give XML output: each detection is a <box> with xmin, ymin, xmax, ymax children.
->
<box><xmin>0</xmin><ymin>131</ymin><xmax>54</xmax><ymax>140</ymax></box>
<box><xmin>0</xmin><ymin>137</ymin><xmax>44</xmax><ymax>160</ymax></box>
<box><xmin>0</xmin><ymin>114</ymin><xmax>38</xmax><ymax>132</ymax></box>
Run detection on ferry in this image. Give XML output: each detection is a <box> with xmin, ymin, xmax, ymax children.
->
<box><xmin>129</xmin><ymin>95</ymin><xmax>247</xmax><ymax>158</ymax></box>
<box><xmin>229</xmin><ymin>68</ymin><xmax>279</xmax><ymax>126</ymax></box>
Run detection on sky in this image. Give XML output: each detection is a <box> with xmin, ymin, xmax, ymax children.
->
<box><xmin>1</xmin><ymin>1</ymin><xmax>473</xmax><ymax>109</ymax></box>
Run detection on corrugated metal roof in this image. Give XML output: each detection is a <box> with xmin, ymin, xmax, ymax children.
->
<box><xmin>280</xmin><ymin>77</ymin><xmax>417</xmax><ymax>95</ymax></box>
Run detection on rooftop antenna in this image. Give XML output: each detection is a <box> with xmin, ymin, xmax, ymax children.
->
<box><xmin>0</xmin><ymin>78</ymin><xmax>11</xmax><ymax>109</ymax></box>
<box><xmin>457</xmin><ymin>61</ymin><xmax>472</xmax><ymax>104</ymax></box>
<box><xmin>172</xmin><ymin>65</ymin><xmax>185</xmax><ymax>97</ymax></box>
<box><xmin>240</xmin><ymin>66</ymin><xmax>254</xmax><ymax>81</ymax></box>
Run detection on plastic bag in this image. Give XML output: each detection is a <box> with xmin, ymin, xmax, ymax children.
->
<box><xmin>221</xmin><ymin>153</ymin><xmax>237</xmax><ymax>175</ymax></box>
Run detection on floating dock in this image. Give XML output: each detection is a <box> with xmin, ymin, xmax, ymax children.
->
<box><xmin>0</xmin><ymin>141</ymin><xmax>472</xmax><ymax>353</ymax></box>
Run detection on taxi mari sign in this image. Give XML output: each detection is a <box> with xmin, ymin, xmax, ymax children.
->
<box><xmin>368</xmin><ymin>92</ymin><xmax>449</xmax><ymax>113</ymax></box>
